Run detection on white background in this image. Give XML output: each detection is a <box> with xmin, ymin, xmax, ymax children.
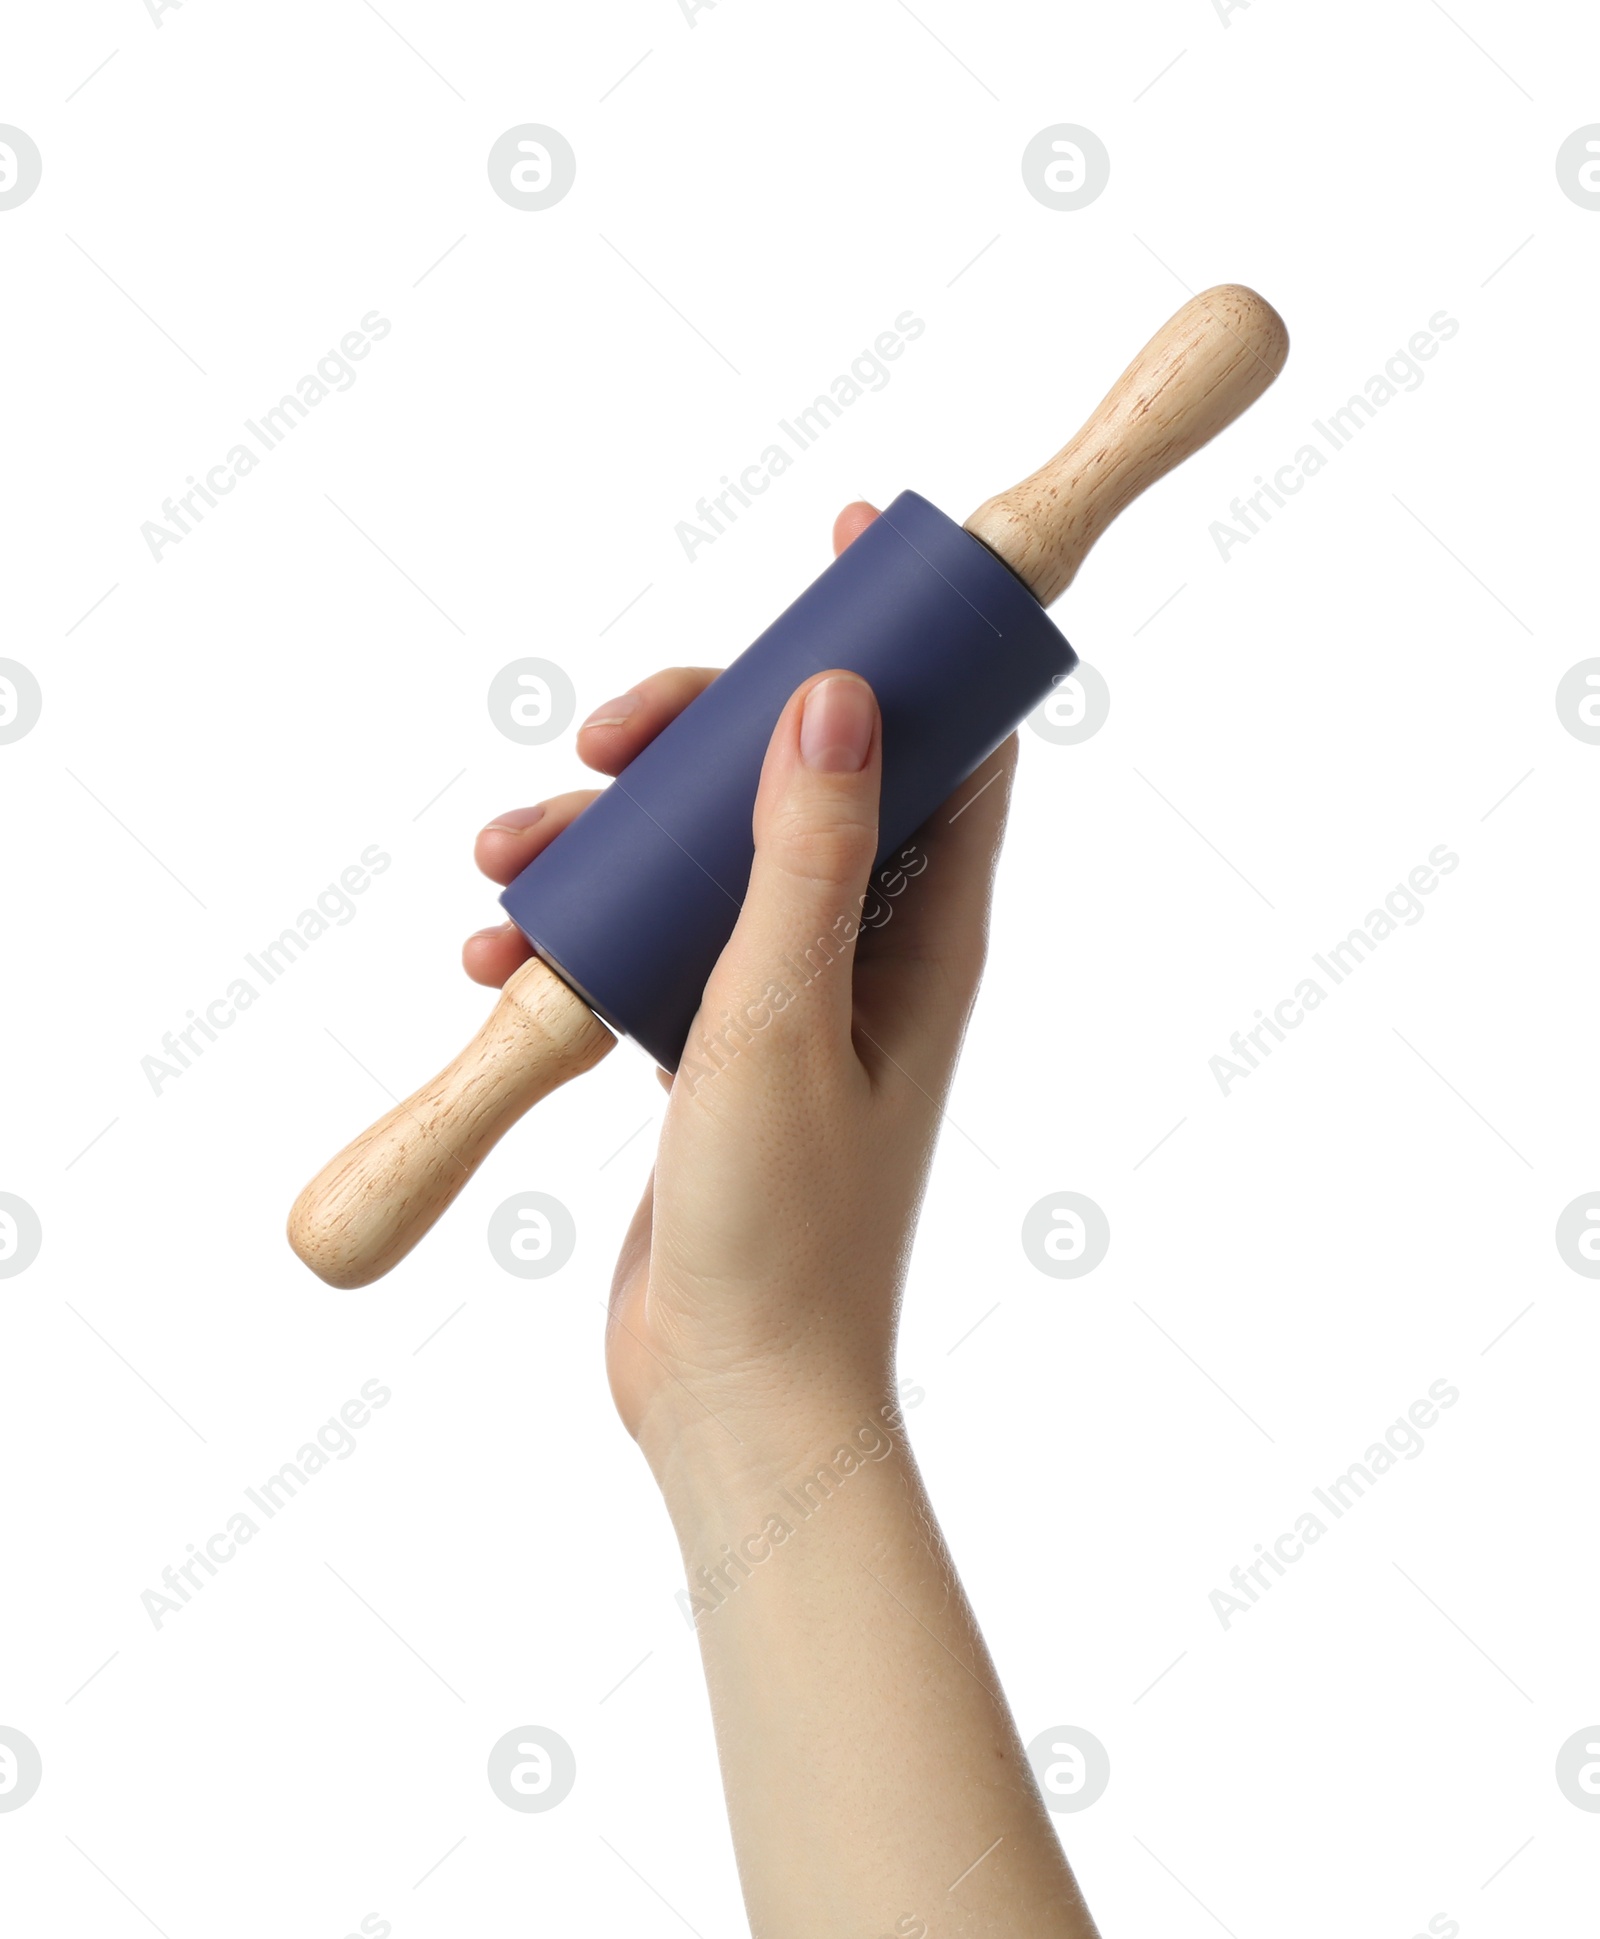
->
<box><xmin>2</xmin><ymin>1</ymin><xmax>1595</xmax><ymax>1934</ymax></box>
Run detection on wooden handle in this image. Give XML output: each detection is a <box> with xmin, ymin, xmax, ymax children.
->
<box><xmin>288</xmin><ymin>958</ymin><xmax>615</xmax><ymax>1288</ymax></box>
<box><xmin>290</xmin><ymin>286</ymin><xmax>1282</xmax><ymax>1286</ymax></box>
<box><xmin>964</xmin><ymin>284</ymin><xmax>1288</xmax><ymax>605</ymax></box>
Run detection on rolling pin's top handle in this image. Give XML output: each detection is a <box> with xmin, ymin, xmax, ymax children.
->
<box><xmin>963</xmin><ymin>284</ymin><xmax>1289</xmax><ymax>607</ymax></box>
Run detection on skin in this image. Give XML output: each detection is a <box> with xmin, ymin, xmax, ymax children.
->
<box><xmin>464</xmin><ymin>502</ymin><xmax>1101</xmax><ymax>1938</ymax></box>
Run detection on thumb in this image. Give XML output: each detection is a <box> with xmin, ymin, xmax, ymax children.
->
<box><xmin>704</xmin><ymin>671</ymin><xmax>881</xmax><ymax>1061</ymax></box>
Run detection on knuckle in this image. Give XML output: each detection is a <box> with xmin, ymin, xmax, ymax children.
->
<box><xmin>649</xmin><ymin>665</ymin><xmax>720</xmax><ymax>701</ymax></box>
<box><xmin>766</xmin><ymin>798</ymin><xmax>876</xmax><ymax>889</ymax></box>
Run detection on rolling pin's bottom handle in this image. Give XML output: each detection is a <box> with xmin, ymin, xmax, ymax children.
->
<box><xmin>287</xmin><ymin>956</ymin><xmax>616</xmax><ymax>1289</ymax></box>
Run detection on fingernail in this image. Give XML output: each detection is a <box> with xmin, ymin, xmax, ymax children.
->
<box><xmin>800</xmin><ymin>676</ymin><xmax>874</xmax><ymax>773</ymax></box>
<box><xmin>467</xmin><ymin>922</ymin><xmax>515</xmax><ymax>942</ymax></box>
<box><xmin>485</xmin><ymin>805</ymin><xmax>546</xmax><ymax>833</ymax></box>
<box><xmin>580</xmin><ymin>691</ymin><xmax>641</xmax><ymax>731</ymax></box>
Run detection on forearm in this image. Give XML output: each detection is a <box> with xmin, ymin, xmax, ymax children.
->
<box><xmin>650</xmin><ymin>1395</ymin><xmax>1101</xmax><ymax>1939</ymax></box>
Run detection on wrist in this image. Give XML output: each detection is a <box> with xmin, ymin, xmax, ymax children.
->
<box><xmin>655</xmin><ymin>1401</ymin><xmax>925</xmax><ymax>1634</ymax></box>
<box><xmin>637</xmin><ymin>1379</ymin><xmax>916</xmax><ymax>1543</ymax></box>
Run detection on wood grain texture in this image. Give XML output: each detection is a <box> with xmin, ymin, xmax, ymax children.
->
<box><xmin>287</xmin><ymin>958</ymin><xmax>614</xmax><ymax>1288</ymax></box>
<box><xmin>291</xmin><ymin>284</ymin><xmax>1286</xmax><ymax>1287</ymax></box>
<box><xmin>963</xmin><ymin>284</ymin><xmax>1289</xmax><ymax>606</ymax></box>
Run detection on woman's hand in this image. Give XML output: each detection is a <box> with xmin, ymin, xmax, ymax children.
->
<box><xmin>463</xmin><ymin>501</ymin><xmax>1017</xmax><ymax>1479</ymax></box>
<box><xmin>467</xmin><ymin>504</ymin><xmax>1098</xmax><ymax>1939</ymax></box>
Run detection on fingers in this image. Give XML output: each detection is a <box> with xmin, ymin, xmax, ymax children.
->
<box><xmin>698</xmin><ymin>671</ymin><xmax>882</xmax><ymax>1066</ymax></box>
<box><xmin>467</xmin><ymin>668</ymin><xmax>719</xmax><ymax>987</ymax></box>
<box><xmin>575</xmin><ymin>512</ymin><xmax>874</xmax><ymax>794</ymax></box>
<box><xmin>474</xmin><ymin>789</ymin><xmax>603</xmax><ymax>887</ymax></box>
<box><xmin>575</xmin><ymin>666</ymin><xmax>721</xmax><ymax>776</ymax></box>
<box><xmin>465</xmin><ymin>788</ymin><xmax>601</xmax><ymax>986</ymax></box>
<box><xmin>462</xmin><ymin>668</ymin><xmax>731</xmax><ymax>989</ymax></box>
<box><xmin>851</xmin><ymin>735</ymin><xmax>1018</xmax><ymax>1078</ymax></box>
<box><xmin>462</xmin><ymin>923</ymin><xmax>534</xmax><ymax>988</ymax></box>
<box><xmin>467</xmin><ymin>508</ymin><xmax>875</xmax><ymax>997</ymax></box>
<box><xmin>833</xmin><ymin>500</ymin><xmax>881</xmax><ymax>554</ymax></box>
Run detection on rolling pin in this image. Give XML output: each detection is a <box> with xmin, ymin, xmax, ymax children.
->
<box><xmin>289</xmin><ymin>285</ymin><xmax>1288</xmax><ymax>1288</ymax></box>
